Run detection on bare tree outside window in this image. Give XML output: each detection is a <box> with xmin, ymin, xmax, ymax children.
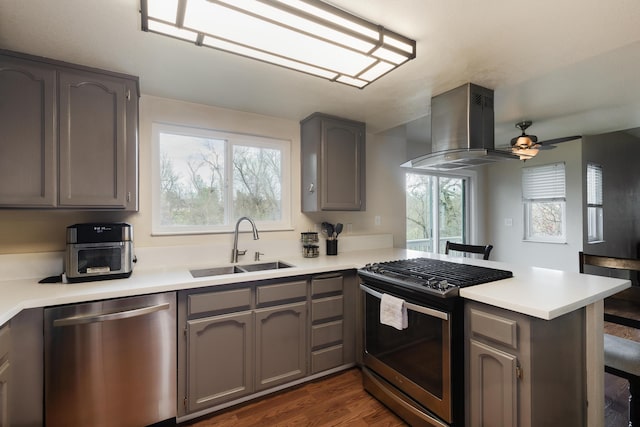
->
<box><xmin>522</xmin><ymin>163</ymin><xmax>566</xmax><ymax>242</ymax></box>
<box><xmin>154</xmin><ymin>124</ymin><xmax>290</xmax><ymax>234</ymax></box>
<box><xmin>406</xmin><ymin>173</ymin><xmax>466</xmax><ymax>253</ymax></box>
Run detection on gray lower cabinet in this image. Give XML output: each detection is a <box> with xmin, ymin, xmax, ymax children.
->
<box><xmin>0</xmin><ymin>49</ymin><xmax>139</xmax><ymax>210</ymax></box>
<box><xmin>311</xmin><ymin>273</ymin><xmax>345</xmax><ymax>373</ymax></box>
<box><xmin>179</xmin><ymin>279</ymin><xmax>309</xmax><ymax>417</ymax></box>
<box><xmin>186</xmin><ymin>311</ymin><xmax>253</xmax><ymax>413</ymax></box>
<box><xmin>301</xmin><ymin>113</ymin><xmax>366</xmax><ymax>212</ymax></box>
<box><xmin>0</xmin><ymin>324</ymin><xmax>9</xmax><ymax>427</ymax></box>
<box><xmin>465</xmin><ymin>301</ymin><xmax>586</xmax><ymax>427</ymax></box>
<box><xmin>255</xmin><ymin>302</ymin><xmax>307</xmax><ymax>391</ymax></box>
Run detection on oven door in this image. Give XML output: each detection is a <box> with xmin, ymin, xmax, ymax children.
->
<box><xmin>361</xmin><ymin>283</ymin><xmax>452</xmax><ymax>423</ymax></box>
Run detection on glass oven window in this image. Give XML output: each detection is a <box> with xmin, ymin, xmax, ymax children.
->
<box><xmin>365</xmin><ymin>292</ymin><xmax>445</xmax><ymax>398</ymax></box>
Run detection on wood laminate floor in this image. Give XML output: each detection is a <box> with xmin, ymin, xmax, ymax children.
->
<box><xmin>182</xmin><ymin>368</ymin><xmax>407</xmax><ymax>427</ymax></box>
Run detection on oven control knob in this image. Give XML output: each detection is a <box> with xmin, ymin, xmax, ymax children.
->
<box><xmin>437</xmin><ymin>280</ymin><xmax>449</xmax><ymax>290</ymax></box>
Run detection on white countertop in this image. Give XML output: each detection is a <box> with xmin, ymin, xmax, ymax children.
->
<box><xmin>0</xmin><ymin>248</ymin><xmax>630</xmax><ymax>326</ymax></box>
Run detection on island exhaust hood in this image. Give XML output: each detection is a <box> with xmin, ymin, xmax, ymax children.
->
<box><xmin>401</xmin><ymin>83</ymin><xmax>519</xmax><ymax>171</ymax></box>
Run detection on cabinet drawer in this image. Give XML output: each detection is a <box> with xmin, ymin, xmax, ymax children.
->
<box><xmin>311</xmin><ymin>274</ymin><xmax>343</xmax><ymax>297</ymax></box>
<box><xmin>312</xmin><ymin>344</ymin><xmax>343</xmax><ymax>373</ymax></box>
<box><xmin>312</xmin><ymin>320</ymin><xmax>343</xmax><ymax>349</ymax></box>
<box><xmin>257</xmin><ymin>280</ymin><xmax>307</xmax><ymax>305</ymax></box>
<box><xmin>188</xmin><ymin>288</ymin><xmax>251</xmax><ymax>316</ymax></box>
<box><xmin>312</xmin><ymin>295</ymin><xmax>343</xmax><ymax>323</ymax></box>
<box><xmin>0</xmin><ymin>324</ymin><xmax>9</xmax><ymax>362</ymax></box>
<box><xmin>469</xmin><ymin>307</ymin><xmax>518</xmax><ymax>349</ymax></box>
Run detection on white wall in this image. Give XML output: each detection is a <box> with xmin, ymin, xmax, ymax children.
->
<box><xmin>484</xmin><ymin>140</ymin><xmax>584</xmax><ymax>271</ymax></box>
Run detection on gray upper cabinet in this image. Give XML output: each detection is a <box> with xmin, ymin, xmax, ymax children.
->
<box><xmin>301</xmin><ymin>113</ymin><xmax>365</xmax><ymax>212</ymax></box>
<box><xmin>0</xmin><ymin>50</ymin><xmax>139</xmax><ymax>210</ymax></box>
<box><xmin>0</xmin><ymin>56</ymin><xmax>56</xmax><ymax>206</ymax></box>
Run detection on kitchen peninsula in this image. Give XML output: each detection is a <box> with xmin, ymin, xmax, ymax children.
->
<box><xmin>0</xmin><ymin>243</ymin><xmax>629</xmax><ymax>427</ymax></box>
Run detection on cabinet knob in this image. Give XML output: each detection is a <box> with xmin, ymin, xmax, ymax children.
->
<box><xmin>308</xmin><ymin>183</ymin><xmax>315</xmax><ymax>193</ymax></box>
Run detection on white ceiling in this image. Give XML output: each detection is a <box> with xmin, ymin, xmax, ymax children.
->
<box><xmin>2</xmin><ymin>0</ymin><xmax>640</xmax><ymax>146</ymax></box>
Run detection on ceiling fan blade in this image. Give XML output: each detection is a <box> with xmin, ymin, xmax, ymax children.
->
<box><xmin>540</xmin><ymin>135</ymin><xmax>581</xmax><ymax>145</ymax></box>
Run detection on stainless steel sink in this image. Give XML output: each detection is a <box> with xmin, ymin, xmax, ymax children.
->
<box><xmin>190</xmin><ymin>265</ymin><xmax>245</xmax><ymax>278</ymax></box>
<box><xmin>190</xmin><ymin>261</ymin><xmax>294</xmax><ymax>278</ymax></box>
<box><xmin>237</xmin><ymin>261</ymin><xmax>294</xmax><ymax>272</ymax></box>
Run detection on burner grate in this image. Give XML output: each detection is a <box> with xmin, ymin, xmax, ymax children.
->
<box><xmin>381</xmin><ymin>258</ymin><xmax>513</xmax><ymax>287</ymax></box>
<box><xmin>359</xmin><ymin>257</ymin><xmax>513</xmax><ymax>297</ymax></box>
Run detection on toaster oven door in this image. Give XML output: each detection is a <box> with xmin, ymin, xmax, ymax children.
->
<box><xmin>66</xmin><ymin>242</ymin><xmax>132</xmax><ymax>279</ymax></box>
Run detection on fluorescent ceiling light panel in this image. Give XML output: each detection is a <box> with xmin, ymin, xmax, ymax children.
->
<box><xmin>140</xmin><ymin>0</ymin><xmax>416</xmax><ymax>88</ymax></box>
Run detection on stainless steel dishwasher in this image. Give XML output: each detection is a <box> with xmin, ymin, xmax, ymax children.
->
<box><xmin>44</xmin><ymin>292</ymin><xmax>176</xmax><ymax>427</ymax></box>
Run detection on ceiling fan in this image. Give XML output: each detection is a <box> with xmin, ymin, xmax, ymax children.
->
<box><xmin>510</xmin><ymin>120</ymin><xmax>581</xmax><ymax>160</ymax></box>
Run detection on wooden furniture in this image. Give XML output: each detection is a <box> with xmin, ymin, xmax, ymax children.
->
<box><xmin>579</xmin><ymin>252</ymin><xmax>640</xmax><ymax>426</ymax></box>
<box><xmin>0</xmin><ymin>49</ymin><xmax>139</xmax><ymax>210</ymax></box>
<box><xmin>445</xmin><ymin>241</ymin><xmax>493</xmax><ymax>260</ymax></box>
<box><xmin>300</xmin><ymin>113</ymin><xmax>366</xmax><ymax>212</ymax></box>
<box><xmin>465</xmin><ymin>300</ymin><xmax>585</xmax><ymax>427</ymax></box>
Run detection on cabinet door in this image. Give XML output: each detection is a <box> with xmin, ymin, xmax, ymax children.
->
<box><xmin>0</xmin><ymin>361</ymin><xmax>8</xmax><ymax>427</ymax></box>
<box><xmin>58</xmin><ymin>70</ymin><xmax>130</xmax><ymax>208</ymax></box>
<box><xmin>320</xmin><ymin>118</ymin><xmax>364</xmax><ymax>210</ymax></box>
<box><xmin>0</xmin><ymin>324</ymin><xmax>9</xmax><ymax>427</ymax></box>
<box><xmin>187</xmin><ymin>312</ymin><xmax>253</xmax><ymax>412</ymax></box>
<box><xmin>255</xmin><ymin>302</ymin><xmax>307</xmax><ymax>391</ymax></box>
<box><xmin>469</xmin><ymin>339</ymin><xmax>518</xmax><ymax>427</ymax></box>
<box><xmin>0</xmin><ymin>56</ymin><xmax>56</xmax><ymax>206</ymax></box>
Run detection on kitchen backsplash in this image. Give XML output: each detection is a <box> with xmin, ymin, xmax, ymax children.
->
<box><xmin>0</xmin><ymin>234</ymin><xmax>393</xmax><ymax>280</ymax></box>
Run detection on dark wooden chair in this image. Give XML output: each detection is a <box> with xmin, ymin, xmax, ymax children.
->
<box><xmin>579</xmin><ymin>252</ymin><xmax>640</xmax><ymax>426</ymax></box>
<box><xmin>444</xmin><ymin>241</ymin><xmax>493</xmax><ymax>260</ymax></box>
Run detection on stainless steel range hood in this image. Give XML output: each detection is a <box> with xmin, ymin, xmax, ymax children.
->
<box><xmin>402</xmin><ymin>83</ymin><xmax>519</xmax><ymax>171</ymax></box>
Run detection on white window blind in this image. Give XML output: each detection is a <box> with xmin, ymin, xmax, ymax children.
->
<box><xmin>522</xmin><ymin>162</ymin><xmax>566</xmax><ymax>201</ymax></box>
<box><xmin>587</xmin><ymin>163</ymin><xmax>603</xmax><ymax>205</ymax></box>
<box><xmin>586</xmin><ymin>163</ymin><xmax>604</xmax><ymax>242</ymax></box>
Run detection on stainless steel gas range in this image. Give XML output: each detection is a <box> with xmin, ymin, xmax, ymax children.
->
<box><xmin>358</xmin><ymin>257</ymin><xmax>513</xmax><ymax>427</ymax></box>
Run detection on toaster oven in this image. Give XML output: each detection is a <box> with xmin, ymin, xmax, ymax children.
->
<box><xmin>64</xmin><ymin>223</ymin><xmax>135</xmax><ymax>283</ymax></box>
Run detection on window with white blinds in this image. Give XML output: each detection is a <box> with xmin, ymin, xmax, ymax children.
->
<box><xmin>522</xmin><ymin>162</ymin><xmax>567</xmax><ymax>243</ymax></box>
<box><xmin>522</xmin><ymin>162</ymin><xmax>566</xmax><ymax>201</ymax></box>
<box><xmin>586</xmin><ymin>163</ymin><xmax>603</xmax><ymax>242</ymax></box>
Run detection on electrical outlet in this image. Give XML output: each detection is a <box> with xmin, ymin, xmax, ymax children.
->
<box><xmin>504</xmin><ymin>218</ymin><xmax>513</xmax><ymax>227</ymax></box>
<box><xmin>374</xmin><ymin>215</ymin><xmax>381</xmax><ymax>226</ymax></box>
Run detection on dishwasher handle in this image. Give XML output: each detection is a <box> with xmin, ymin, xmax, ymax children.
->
<box><xmin>53</xmin><ymin>302</ymin><xmax>171</xmax><ymax>327</ymax></box>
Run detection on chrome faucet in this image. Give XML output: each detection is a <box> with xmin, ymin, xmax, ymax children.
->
<box><xmin>231</xmin><ymin>216</ymin><xmax>259</xmax><ymax>263</ymax></box>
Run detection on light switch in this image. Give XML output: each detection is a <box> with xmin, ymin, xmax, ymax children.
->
<box><xmin>504</xmin><ymin>218</ymin><xmax>513</xmax><ymax>227</ymax></box>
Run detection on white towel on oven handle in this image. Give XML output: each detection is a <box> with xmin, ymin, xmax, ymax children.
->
<box><xmin>380</xmin><ymin>293</ymin><xmax>408</xmax><ymax>330</ymax></box>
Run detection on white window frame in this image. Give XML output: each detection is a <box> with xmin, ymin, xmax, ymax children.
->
<box><xmin>522</xmin><ymin>162</ymin><xmax>567</xmax><ymax>243</ymax></box>
<box><xmin>152</xmin><ymin>122</ymin><xmax>292</xmax><ymax>235</ymax></box>
<box><xmin>586</xmin><ymin>162</ymin><xmax>604</xmax><ymax>243</ymax></box>
<box><xmin>405</xmin><ymin>168</ymin><xmax>476</xmax><ymax>254</ymax></box>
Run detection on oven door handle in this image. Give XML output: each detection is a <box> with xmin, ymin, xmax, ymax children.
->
<box><xmin>360</xmin><ymin>284</ymin><xmax>449</xmax><ymax>321</ymax></box>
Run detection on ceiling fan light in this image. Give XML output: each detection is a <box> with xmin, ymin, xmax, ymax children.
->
<box><xmin>512</xmin><ymin>147</ymin><xmax>539</xmax><ymax>160</ymax></box>
<box><xmin>140</xmin><ymin>0</ymin><xmax>416</xmax><ymax>88</ymax></box>
<box><xmin>514</xmin><ymin>136</ymin><xmax>535</xmax><ymax>149</ymax></box>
